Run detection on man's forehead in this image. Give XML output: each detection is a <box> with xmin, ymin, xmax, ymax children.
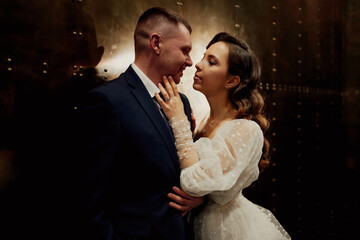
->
<box><xmin>163</xmin><ymin>23</ymin><xmax>190</xmax><ymax>39</ymax></box>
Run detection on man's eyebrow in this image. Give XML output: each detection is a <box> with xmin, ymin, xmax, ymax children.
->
<box><xmin>183</xmin><ymin>45</ymin><xmax>192</xmax><ymax>51</ymax></box>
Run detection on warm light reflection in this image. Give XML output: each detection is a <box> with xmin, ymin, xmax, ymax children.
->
<box><xmin>95</xmin><ymin>35</ymin><xmax>220</xmax><ymax>127</ymax></box>
<box><xmin>96</xmin><ymin>42</ymin><xmax>135</xmax><ymax>80</ymax></box>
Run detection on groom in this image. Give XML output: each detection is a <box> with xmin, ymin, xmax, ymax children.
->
<box><xmin>75</xmin><ymin>7</ymin><xmax>203</xmax><ymax>240</ymax></box>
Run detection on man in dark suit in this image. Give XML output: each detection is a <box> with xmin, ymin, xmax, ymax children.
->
<box><xmin>75</xmin><ymin>7</ymin><xmax>203</xmax><ymax>240</ymax></box>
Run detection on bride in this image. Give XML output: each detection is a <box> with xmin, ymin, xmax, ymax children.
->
<box><xmin>156</xmin><ymin>32</ymin><xmax>291</xmax><ymax>239</ymax></box>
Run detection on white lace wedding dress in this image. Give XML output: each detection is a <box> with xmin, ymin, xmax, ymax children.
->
<box><xmin>170</xmin><ymin>116</ymin><xmax>291</xmax><ymax>240</ymax></box>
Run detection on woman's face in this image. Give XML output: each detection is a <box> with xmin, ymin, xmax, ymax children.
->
<box><xmin>193</xmin><ymin>41</ymin><xmax>230</xmax><ymax>97</ymax></box>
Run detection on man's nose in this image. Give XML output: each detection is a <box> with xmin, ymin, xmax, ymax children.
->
<box><xmin>186</xmin><ymin>56</ymin><xmax>193</xmax><ymax>67</ymax></box>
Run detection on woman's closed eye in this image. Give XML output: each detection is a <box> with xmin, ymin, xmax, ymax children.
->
<box><xmin>209</xmin><ymin>59</ymin><xmax>216</xmax><ymax>65</ymax></box>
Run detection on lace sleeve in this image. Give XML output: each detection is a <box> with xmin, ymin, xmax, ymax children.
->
<box><xmin>169</xmin><ymin>114</ymin><xmax>199</xmax><ymax>169</ymax></box>
<box><xmin>178</xmin><ymin>119</ymin><xmax>264</xmax><ymax>197</ymax></box>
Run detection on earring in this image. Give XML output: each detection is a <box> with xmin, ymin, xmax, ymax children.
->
<box><xmin>225</xmin><ymin>86</ymin><xmax>229</xmax><ymax>89</ymax></box>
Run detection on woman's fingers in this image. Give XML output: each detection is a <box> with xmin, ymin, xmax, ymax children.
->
<box><xmin>157</xmin><ymin>83</ymin><xmax>170</xmax><ymax>102</ymax></box>
<box><xmin>156</xmin><ymin>76</ymin><xmax>185</xmax><ymax>119</ymax></box>
<box><xmin>168</xmin><ymin>76</ymin><xmax>179</xmax><ymax>96</ymax></box>
<box><xmin>163</xmin><ymin>76</ymin><xmax>174</xmax><ymax>98</ymax></box>
<box><xmin>154</xmin><ymin>92</ymin><xmax>164</xmax><ymax>105</ymax></box>
<box><xmin>159</xmin><ymin>76</ymin><xmax>180</xmax><ymax>102</ymax></box>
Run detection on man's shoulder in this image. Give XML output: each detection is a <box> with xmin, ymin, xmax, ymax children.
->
<box><xmin>90</xmin><ymin>78</ymin><xmax>123</xmax><ymax>96</ymax></box>
<box><xmin>91</xmin><ymin>68</ymin><xmax>134</xmax><ymax>94</ymax></box>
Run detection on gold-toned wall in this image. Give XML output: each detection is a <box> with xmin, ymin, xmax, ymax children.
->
<box><xmin>0</xmin><ymin>0</ymin><xmax>359</xmax><ymax>239</ymax></box>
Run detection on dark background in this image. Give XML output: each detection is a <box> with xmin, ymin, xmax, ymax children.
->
<box><xmin>0</xmin><ymin>1</ymin><xmax>359</xmax><ymax>239</ymax></box>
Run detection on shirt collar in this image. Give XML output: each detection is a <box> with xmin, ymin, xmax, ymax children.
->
<box><xmin>131</xmin><ymin>63</ymin><xmax>159</xmax><ymax>98</ymax></box>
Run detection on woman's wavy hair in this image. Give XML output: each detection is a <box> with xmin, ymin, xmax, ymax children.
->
<box><xmin>207</xmin><ymin>32</ymin><xmax>270</xmax><ymax>172</ymax></box>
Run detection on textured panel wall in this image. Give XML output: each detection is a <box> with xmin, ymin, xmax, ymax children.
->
<box><xmin>0</xmin><ymin>0</ymin><xmax>359</xmax><ymax>239</ymax></box>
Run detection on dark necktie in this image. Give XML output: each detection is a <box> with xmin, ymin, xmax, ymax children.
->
<box><xmin>153</xmin><ymin>96</ymin><xmax>174</xmax><ymax>139</ymax></box>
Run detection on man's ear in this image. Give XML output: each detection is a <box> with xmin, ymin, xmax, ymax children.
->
<box><xmin>150</xmin><ymin>33</ymin><xmax>162</xmax><ymax>55</ymax></box>
<box><xmin>225</xmin><ymin>75</ymin><xmax>241</xmax><ymax>89</ymax></box>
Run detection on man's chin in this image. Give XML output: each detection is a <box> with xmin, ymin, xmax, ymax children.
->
<box><xmin>172</xmin><ymin>75</ymin><xmax>181</xmax><ymax>84</ymax></box>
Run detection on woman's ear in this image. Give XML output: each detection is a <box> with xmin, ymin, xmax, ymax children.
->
<box><xmin>150</xmin><ymin>33</ymin><xmax>162</xmax><ymax>55</ymax></box>
<box><xmin>225</xmin><ymin>76</ymin><xmax>240</xmax><ymax>89</ymax></box>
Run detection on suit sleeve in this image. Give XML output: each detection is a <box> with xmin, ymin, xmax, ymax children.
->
<box><xmin>74</xmin><ymin>91</ymin><xmax>122</xmax><ymax>240</ymax></box>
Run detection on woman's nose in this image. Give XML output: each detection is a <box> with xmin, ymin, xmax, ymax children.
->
<box><xmin>195</xmin><ymin>61</ymin><xmax>201</xmax><ymax>71</ymax></box>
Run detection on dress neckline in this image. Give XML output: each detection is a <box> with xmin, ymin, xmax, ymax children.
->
<box><xmin>196</xmin><ymin>118</ymin><xmax>248</xmax><ymax>141</ymax></box>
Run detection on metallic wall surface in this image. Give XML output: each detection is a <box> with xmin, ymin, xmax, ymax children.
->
<box><xmin>0</xmin><ymin>0</ymin><xmax>359</xmax><ymax>239</ymax></box>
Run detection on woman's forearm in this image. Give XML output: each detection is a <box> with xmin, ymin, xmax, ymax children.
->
<box><xmin>169</xmin><ymin>114</ymin><xmax>199</xmax><ymax>169</ymax></box>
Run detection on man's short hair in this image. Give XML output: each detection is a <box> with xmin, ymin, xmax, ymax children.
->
<box><xmin>134</xmin><ymin>7</ymin><xmax>192</xmax><ymax>53</ymax></box>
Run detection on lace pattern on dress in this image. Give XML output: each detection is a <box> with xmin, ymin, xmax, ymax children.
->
<box><xmin>256</xmin><ymin>205</ymin><xmax>292</xmax><ymax>239</ymax></box>
<box><xmin>169</xmin><ymin>115</ymin><xmax>198</xmax><ymax>168</ymax></box>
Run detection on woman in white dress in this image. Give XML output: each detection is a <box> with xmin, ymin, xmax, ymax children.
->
<box><xmin>156</xmin><ymin>32</ymin><xmax>291</xmax><ymax>240</ymax></box>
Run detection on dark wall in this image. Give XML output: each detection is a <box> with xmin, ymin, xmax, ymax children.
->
<box><xmin>0</xmin><ymin>0</ymin><xmax>358</xmax><ymax>239</ymax></box>
<box><xmin>0</xmin><ymin>0</ymin><xmax>105</xmax><ymax>239</ymax></box>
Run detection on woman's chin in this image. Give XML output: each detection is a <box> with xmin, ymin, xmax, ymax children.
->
<box><xmin>192</xmin><ymin>84</ymin><xmax>202</xmax><ymax>92</ymax></box>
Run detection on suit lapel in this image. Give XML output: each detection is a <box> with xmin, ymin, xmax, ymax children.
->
<box><xmin>124</xmin><ymin>67</ymin><xmax>181</xmax><ymax>175</ymax></box>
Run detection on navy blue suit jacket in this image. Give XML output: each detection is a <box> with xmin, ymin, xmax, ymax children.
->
<box><xmin>76</xmin><ymin>66</ymin><xmax>193</xmax><ymax>240</ymax></box>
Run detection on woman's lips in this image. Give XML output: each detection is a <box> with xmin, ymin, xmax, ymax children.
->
<box><xmin>193</xmin><ymin>74</ymin><xmax>201</xmax><ymax>81</ymax></box>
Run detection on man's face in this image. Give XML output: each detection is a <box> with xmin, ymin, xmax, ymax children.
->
<box><xmin>159</xmin><ymin>24</ymin><xmax>193</xmax><ymax>84</ymax></box>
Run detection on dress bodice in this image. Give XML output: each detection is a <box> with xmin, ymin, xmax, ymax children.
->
<box><xmin>180</xmin><ymin>119</ymin><xmax>263</xmax><ymax>204</ymax></box>
<box><xmin>169</xmin><ymin>116</ymin><xmax>291</xmax><ymax>239</ymax></box>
